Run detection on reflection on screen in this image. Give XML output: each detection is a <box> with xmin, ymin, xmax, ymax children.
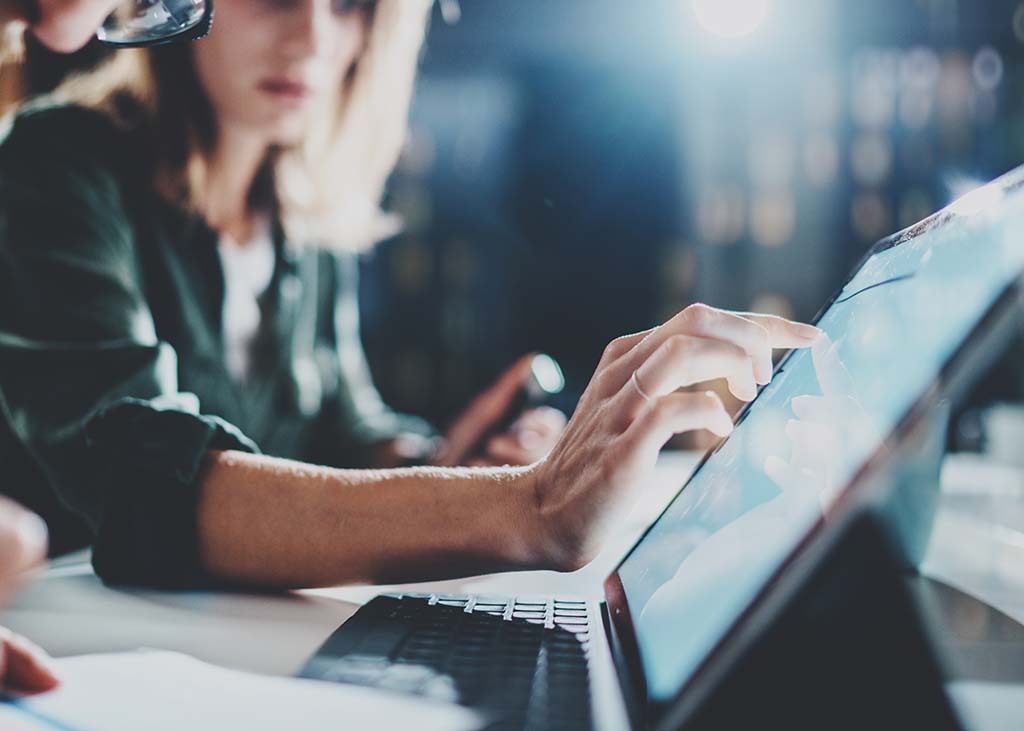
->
<box><xmin>617</xmin><ymin>183</ymin><xmax>1024</xmax><ymax>702</ymax></box>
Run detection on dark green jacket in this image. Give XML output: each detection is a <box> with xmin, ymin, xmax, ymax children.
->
<box><xmin>0</xmin><ymin>103</ymin><xmax>431</xmax><ymax>587</ymax></box>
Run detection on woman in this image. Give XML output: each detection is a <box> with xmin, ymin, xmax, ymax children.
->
<box><xmin>0</xmin><ymin>0</ymin><xmax>140</xmax><ymax>696</ymax></box>
<box><xmin>0</xmin><ymin>0</ymin><xmax>819</xmax><ymax>589</ymax></box>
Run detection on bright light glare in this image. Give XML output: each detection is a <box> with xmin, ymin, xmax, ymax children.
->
<box><xmin>948</xmin><ymin>179</ymin><xmax>1004</xmax><ymax>217</ymax></box>
<box><xmin>691</xmin><ymin>0</ymin><xmax>771</xmax><ymax>39</ymax></box>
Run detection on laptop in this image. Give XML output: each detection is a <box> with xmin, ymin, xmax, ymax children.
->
<box><xmin>298</xmin><ymin>166</ymin><xmax>1024</xmax><ymax>730</ymax></box>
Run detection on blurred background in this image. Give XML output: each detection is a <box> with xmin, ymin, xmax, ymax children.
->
<box><xmin>24</xmin><ymin>0</ymin><xmax>1024</xmax><ymax>432</ymax></box>
<box><xmin>361</xmin><ymin>0</ymin><xmax>1024</xmax><ymax>429</ymax></box>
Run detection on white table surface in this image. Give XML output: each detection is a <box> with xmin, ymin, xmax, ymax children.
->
<box><xmin>3</xmin><ymin>451</ymin><xmax>1023</xmax><ymax>727</ymax></box>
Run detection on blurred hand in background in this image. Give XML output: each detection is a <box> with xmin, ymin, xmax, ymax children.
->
<box><xmin>0</xmin><ymin>495</ymin><xmax>58</xmax><ymax>694</ymax></box>
<box><xmin>434</xmin><ymin>354</ymin><xmax>567</xmax><ymax>467</ymax></box>
<box><xmin>2</xmin><ymin>0</ymin><xmax>118</xmax><ymax>52</ymax></box>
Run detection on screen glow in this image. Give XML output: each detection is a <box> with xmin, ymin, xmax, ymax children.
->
<box><xmin>617</xmin><ymin>177</ymin><xmax>1024</xmax><ymax>702</ymax></box>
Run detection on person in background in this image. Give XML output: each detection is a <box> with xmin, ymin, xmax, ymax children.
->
<box><xmin>0</xmin><ymin>0</ymin><xmax>818</xmax><ymax>597</ymax></box>
<box><xmin>0</xmin><ymin>0</ymin><xmax>180</xmax><ymax>696</ymax></box>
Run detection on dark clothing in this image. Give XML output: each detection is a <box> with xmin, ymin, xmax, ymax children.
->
<box><xmin>0</xmin><ymin>103</ymin><xmax>432</xmax><ymax>587</ymax></box>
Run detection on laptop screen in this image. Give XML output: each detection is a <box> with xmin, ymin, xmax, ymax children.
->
<box><xmin>614</xmin><ymin>178</ymin><xmax>1024</xmax><ymax>703</ymax></box>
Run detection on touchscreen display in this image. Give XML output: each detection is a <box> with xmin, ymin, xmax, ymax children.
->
<box><xmin>616</xmin><ymin>183</ymin><xmax>1024</xmax><ymax>702</ymax></box>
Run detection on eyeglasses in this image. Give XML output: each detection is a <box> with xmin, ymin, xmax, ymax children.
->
<box><xmin>95</xmin><ymin>0</ymin><xmax>460</xmax><ymax>49</ymax></box>
<box><xmin>96</xmin><ymin>0</ymin><xmax>214</xmax><ymax>48</ymax></box>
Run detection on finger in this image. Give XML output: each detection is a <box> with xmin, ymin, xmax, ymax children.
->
<box><xmin>508</xmin><ymin>427</ymin><xmax>546</xmax><ymax>453</ymax></box>
<box><xmin>633</xmin><ymin>335</ymin><xmax>758</xmax><ymax>403</ymax></box>
<box><xmin>811</xmin><ymin>334</ymin><xmax>855</xmax><ymax>398</ymax></box>
<box><xmin>434</xmin><ymin>354</ymin><xmax>539</xmax><ymax>466</ymax></box>
<box><xmin>1</xmin><ymin>632</ymin><xmax>59</xmax><ymax>693</ymax></box>
<box><xmin>618</xmin><ymin>305</ymin><xmax>774</xmax><ymax>387</ymax></box>
<box><xmin>764</xmin><ymin>455</ymin><xmax>804</xmax><ymax>493</ymax></box>
<box><xmin>597</xmin><ymin>328</ymin><xmax>656</xmax><ymax>370</ymax></box>
<box><xmin>485</xmin><ymin>435</ymin><xmax>536</xmax><ymax>466</ymax></box>
<box><xmin>0</xmin><ymin>498</ymin><xmax>48</xmax><ymax>588</ymax></box>
<box><xmin>490</xmin><ymin>353</ymin><xmax>540</xmax><ymax>399</ymax></box>
<box><xmin>32</xmin><ymin>0</ymin><xmax>121</xmax><ymax>53</ymax></box>
<box><xmin>785</xmin><ymin>419</ymin><xmax>839</xmax><ymax>472</ymax></box>
<box><xmin>764</xmin><ymin>456</ymin><xmax>820</xmax><ymax>499</ymax></box>
<box><xmin>737</xmin><ymin>312</ymin><xmax>823</xmax><ymax>349</ymax></box>
<box><xmin>624</xmin><ymin>391</ymin><xmax>734</xmax><ymax>463</ymax></box>
<box><xmin>511</xmin><ymin>407</ymin><xmax>567</xmax><ymax>440</ymax></box>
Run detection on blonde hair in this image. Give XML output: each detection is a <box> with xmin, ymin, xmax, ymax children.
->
<box><xmin>0</xmin><ymin>23</ymin><xmax>27</xmax><ymax>114</ymax></box>
<box><xmin>47</xmin><ymin>0</ymin><xmax>433</xmax><ymax>251</ymax></box>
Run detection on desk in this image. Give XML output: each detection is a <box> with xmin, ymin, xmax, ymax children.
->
<box><xmin>3</xmin><ymin>452</ymin><xmax>1023</xmax><ymax>728</ymax></box>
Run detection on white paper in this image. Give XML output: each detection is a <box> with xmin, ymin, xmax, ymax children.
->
<box><xmin>4</xmin><ymin>651</ymin><xmax>481</xmax><ymax>731</ymax></box>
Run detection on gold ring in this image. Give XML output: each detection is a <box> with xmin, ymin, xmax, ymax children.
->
<box><xmin>631</xmin><ymin>370</ymin><xmax>652</xmax><ymax>402</ymax></box>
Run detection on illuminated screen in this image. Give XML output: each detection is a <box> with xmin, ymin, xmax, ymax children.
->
<box><xmin>617</xmin><ymin>182</ymin><xmax>1024</xmax><ymax>702</ymax></box>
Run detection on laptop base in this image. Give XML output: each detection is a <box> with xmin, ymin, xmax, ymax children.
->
<box><xmin>665</xmin><ymin>512</ymin><xmax>961</xmax><ymax>731</ymax></box>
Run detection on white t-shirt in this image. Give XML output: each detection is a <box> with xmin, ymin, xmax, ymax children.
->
<box><xmin>217</xmin><ymin>218</ymin><xmax>276</xmax><ymax>383</ymax></box>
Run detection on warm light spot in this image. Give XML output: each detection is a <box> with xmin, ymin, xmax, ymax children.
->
<box><xmin>697</xmin><ymin>184</ymin><xmax>746</xmax><ymax>245</ymax></box>
<box><xmin>750</xmin><ymin>189</ymin><xmax>796</xmax><ymax>248</ymax></box>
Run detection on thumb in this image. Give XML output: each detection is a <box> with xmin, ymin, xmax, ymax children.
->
<box><xmin>484</xmin><ymin>353</ymin><xmax>538</xmax><ymax>407</ymax></box>
<box><xmin>434</xmin><ymin>354</ymin><xmax>537</xmax><ymax>466</ymax></box>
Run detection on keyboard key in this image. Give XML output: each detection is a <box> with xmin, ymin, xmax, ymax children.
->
<box><xmin>301</xmin><ymin>592</ymin><xmax>593</xmax><ymax>730</ymax></box>
<box><xmin>553</xmin><ymin>608</ymin><xmax>588</xmax><ymax>618</ymax></box>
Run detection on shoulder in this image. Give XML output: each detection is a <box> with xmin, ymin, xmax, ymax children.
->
<box><xmin>0</xmin><ymin>100</ymin><xmax>144</xmax><ymax>179</ymax></box>
<box><xmin>0</xmin><ymin>102</ymin><xmax>150</xmax><ymax>263</ymax></box>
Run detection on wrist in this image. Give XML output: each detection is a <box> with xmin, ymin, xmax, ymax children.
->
<box><xmin>506</xmin><ymin>461</ymin><xmax>581</xmax><ymax>573</ymax></box>
<box><xmin>500</xmin><ymin>463</ymin><xmax>549</xmax><ymax>570</ymax></box>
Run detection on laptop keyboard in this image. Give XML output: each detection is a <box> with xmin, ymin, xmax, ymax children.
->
<box><xmin>300</xmin><ymin>593</ymin><xmax>594</xmax><ymax>731</ymax></box>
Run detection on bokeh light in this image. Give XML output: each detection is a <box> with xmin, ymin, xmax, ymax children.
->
<box><xmin>690</xmin><ymin>0</ymin><xmax>771</xmax><ymax>39</ymax></box>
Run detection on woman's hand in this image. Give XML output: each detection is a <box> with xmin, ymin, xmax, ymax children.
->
<box><xmin>466</xmin><ymin>406</ymin><xmax>567</xmax><ymax>467</ymax></box>
<box><xmin>433</xmin><ymin>354</ymin><xmax>566</xmax><ymax>468</ymax></box>
<box><xmin>7</xmin><ymin>0</ymin><xmax>120</xmax><ymax>53</ymax></box>
<box><xmin>0</xmin><ymin>628</ymin><xmax>58</xmax><ymax>694</ymax></box>
<box><xmin>527</xmin><ymin>304</ymin><xmax>821</xmax><ymax>571</ymax></box>
<box><xmin>0</xmin><ymin>496</ymin><xmax>46</xmax><ymax>604</ymax></box>
<box><xmin>0</xmin><ymin>496</ymin><xmax>58</xmax><ymax>693</ymax></box>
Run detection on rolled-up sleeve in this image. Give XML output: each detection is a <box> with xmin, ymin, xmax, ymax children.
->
<box><xmin>0</xmin><ymin>106</ymin><xmax>258</xmax><ymax>587</ymax></box>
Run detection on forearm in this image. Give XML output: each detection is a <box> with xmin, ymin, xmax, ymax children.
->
<box><xmin>196</xmin><ymin>450</ymin><xmax>545</xmax><ymax>588</ymax></box>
